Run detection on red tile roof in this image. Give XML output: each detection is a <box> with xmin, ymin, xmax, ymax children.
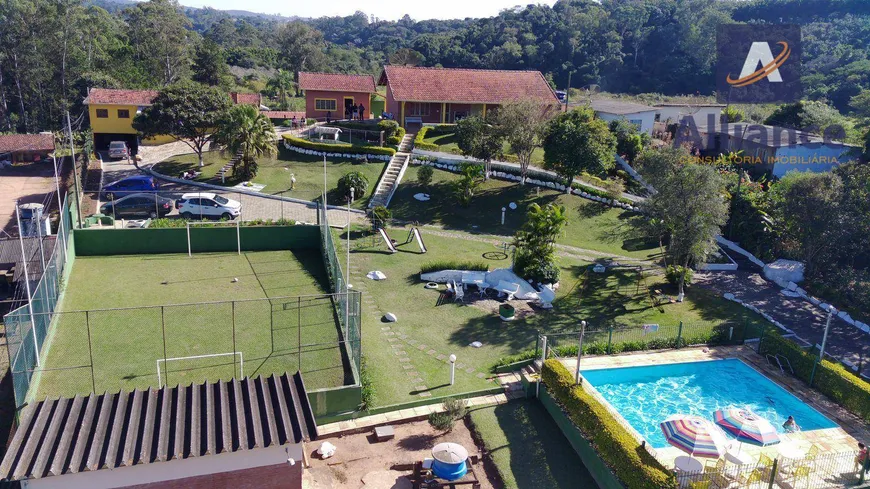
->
<box><xmin>298</xmin><ymin>72</ymin><xmax>376</xmax><ymax>93</ymax></box>
<box><xmin>231</xmin><ymin>92</ymin><xmax>261</xmax><ymax>106</ymax></box>
<box><xmin>379</xmin><ymin>66</ymin><xmax>560</xmax><ymax>105</ymax></box>
<box><xmin>261</xmin><ymin>111</ymin><xmax>306</xmax><ymax>120</ymax></box>
<box><xmin>84</xmin><ymin>88</ymin><xmax>158</xmax><ymax>106</ymax></box>
<box><xmin>0</xmin><ymin>133</ymin><xmax>55</xmax><ymax>154</ymax></box>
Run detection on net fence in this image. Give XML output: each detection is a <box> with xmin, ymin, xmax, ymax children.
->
<box><xmin>8</xmin><ymin>293</ymin><xmax>360</xmax><ymax>407</ymax></box>
<box><xmin>3</xmin><ymin>195</ymin><xmax>75</xmax><ymax>410</ymax></box>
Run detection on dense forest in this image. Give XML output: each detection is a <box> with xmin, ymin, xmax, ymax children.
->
<box><xmin>2</xmin><ymin>0</ymin><xmax>870</xmax><ymax>133</ymax></box>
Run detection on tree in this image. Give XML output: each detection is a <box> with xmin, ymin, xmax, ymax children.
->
<box><xmin>543</xmin><ymin>107</ymin><xmax>616</xmax><ymax>187</ymax></box>
<box><xmin>722</xmin><ymin>106</ymin><xmax>745</xmax><ymax>123</ymax></box>
<box><xmin>768</xmin><ymin>171</ymin><xmax>844</xmax><ymax>274</ymax></box>
<box><xmin>192</xmin><ymin>39</ymin><xmax>230</xmax><ymax>87</ymax></box>
<box><xmin>513</xmin><ymin>203</ymin><xmax>568</xmax><ymax>284</ymax></box>
<box><xmin>389</xmin><ymin>48</ymin><xmax>424</xmax><ymax>66</ymax></box>
<box><xmin>337</xmin><ymin>171</ymin><xmax>369</xmax><ymax>202</ymax></box>
<box><xmin>454</xmin><ymin>115</ymin><xmax>503</xmax><ymax>178</ymax></box>
<box><xmin>134</xmin><ymin>83</ymin><xmax>231</xmax><ymax>168</ymax></box>
<box><xmin>417</xmin><ymin>165</ymin><xmax>433</xmax><ymax>187</ymax></box>
<box><xmin>267</xmin><ymin>69</ymin><xmax>294</xmax><ymax>109</ymax></box>
<box><xmin>124</xmin><ymin>0</ymin><xmax>193</xmax><ymax>86</ymax></box>
<box><xmin>609</xmin><ymin>118</ymin><xmax>648</xmax><ymax>162</ymax></box>
<box><xmin>275</xmin><ymin>21</ymin><xmax>326</xmax><ymax>90</ymax></box>
<box><xmin>454</xmin><ymin>162</ymin><xmax>485</xmax><ymax>207</ymax></box>
<box><xmin>212</xmin><ymin>104</ymin><xmax>277</xmax><ymax>180</ymax></box>
<box><xmin>495</xmin><ymin>101</ymin><xmax>551</xmax><ymax>184</ymax></box>
<box><xmin>636</xmin><ymin>150</ymin><xmax>728</xmax><ymax>301</ymax></box>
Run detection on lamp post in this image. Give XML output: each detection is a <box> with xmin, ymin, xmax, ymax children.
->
<box><xmin>501</xmin><ymin>207</ymin><xmax>506</xmax><ymax>225</ymax></box>
<box><xmin>575</xmin><ymin>320</ymin><xmax>586</xmax><ymax>385</ymax></box>
<box><xmin>449</xmin><ymin>354</ymin><xmax>457</xmax><ymax>385</ymax></box>
<box><xmin>810</xmin><ymin>306</ymin><xmax>837</xmax><ymax>386</ymax></box>
<box><xmin>346</xmin><ymin>187</ymin><xmax>354</xmax><ymax>340</ymax></box>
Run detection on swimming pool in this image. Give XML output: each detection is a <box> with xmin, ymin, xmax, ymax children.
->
<box><xmin>581</xmin><ymin>359</ymin><xmax>837</xmax><ymax>449</ymax></box>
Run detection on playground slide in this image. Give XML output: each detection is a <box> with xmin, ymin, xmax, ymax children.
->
<box><xmin>378</xmin><ymin>228</ymin><xmax>398</xmax><ymax>253</ymax></box>
<box><xmin>411</xmin><ymin>227</ymin><xmax>427</xmax><ymax>253</ymax></box>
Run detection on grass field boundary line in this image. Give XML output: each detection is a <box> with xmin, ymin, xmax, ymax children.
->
<box><xmin>243</xmin><ymin>252</ymin><xmax>271</xmax><ymax>298</ymax></box>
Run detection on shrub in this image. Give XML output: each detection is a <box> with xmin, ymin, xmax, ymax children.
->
<box><xmin>417</xmin><ymin>165</ymin><xmax>434</xmax><ymax>186</ymax></box>
<box><xmin>413</xmin><ymin>126</ymin><xmax>440</xmax><ymax>151</ymax></box>
<box><xmin>281</xmin><ymin>134</ymin><xmax>396</xmax><ymax>156</ymax></box>
<box><xmin>306</xmin><ymin>118</ymin><xmax>317</xmax><ymax>125</ymax></box>
<box><xmin>281</xmin><ymin>119</ymin><xmax>293</xmax><ymax>127</ymax></box>
<box><xmin>665</xmin><ymin>265</ymin><xmax>694</xmax><ymax>287</ymax></box>
<box><xmin>149</xmin><ymin>218</ymin><xmax>295</xmax><ymax>228</ymax></box>
<box><xmin>518</xmin><ymin>259</ymin><xmax>560</xmax><ymax>285</ymax></box>
<box><xmin>359</xmin><ymin>355</ymin><xmax>374</xmax><ymax>411</ymax></box>
<box><xmin>428</xmin><ymin>397</ymin><xmax>468</xmax><ymax>432</ymax></box>
<box><xmin>759</xmin><ymin>333</ymin><xmax>870</xmax><ymax>422</ymax></box>
<box><xmin>377</xmin><ymin>119</ymin><xmax>399</xmax><ymax>139</ymax></box>
<box><xmin>370</xmin><ymin>205</ymin><xmax>391</xmax><ymax>228</ymax></box>
<box><xmin>604</xmin><ymin>178</ymin><xmax>625</xmax><ymax>200</ymax></box>
<box><xmin>542</xmin><ymin>360</ymin><xmax>677</xmax><ymax>489</ymax></box>
<box><xmin>337</xmin><ymin>171</ymin><xmax>369</xmax><ymax>200</ymax></box>
<box><xmin>420</xmin><ymin>260</ymin><xmax>489</xmax><ymax>274</ymax></box>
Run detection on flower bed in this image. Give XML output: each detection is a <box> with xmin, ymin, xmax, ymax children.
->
<box><xmin>282</xmin><ymin>134</ymin><xmax>395</xmax><ymax>161</ymax></box>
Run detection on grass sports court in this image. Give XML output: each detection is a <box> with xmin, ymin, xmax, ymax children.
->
<box><xmin>32</xmin><ymin>248</ymin><xmax>351</xmax><ymax>401</ymax></box>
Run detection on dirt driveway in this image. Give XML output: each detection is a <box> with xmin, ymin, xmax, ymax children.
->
<box><xmin>305</xmin><ymin>419</ymin><xmax>495</xmax><ymax>489</ymax></box>
<box><xmin>0</xmin><ymin>163</ymin><xmax>60</xmax><ymax>235</ymax></box>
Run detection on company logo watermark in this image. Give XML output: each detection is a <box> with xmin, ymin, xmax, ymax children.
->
<box><xmin>717</xmin><ymin>25</ymin><xmax>802</xmax><ymax>103</ymax></box>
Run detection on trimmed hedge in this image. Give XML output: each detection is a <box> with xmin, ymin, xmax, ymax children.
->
<box><xmin>759</xmin><ymin>333</ymin><xmax>870</xmax><ymax>422</ymax></box>
<box><xmin>542</xmin><ymin>359</ymin><xmax>677</xmax><ymax>489</ymax></box>
<box><xmin>420</xmin><ymin>260</ymin><xmax>489</xmax><ymax>274</ymax></box>
<box><xmin>282</xmin><ymin>134</ymin><xmax>396</xmax><ymax>156</ymax></box>
<box><xmin>414</xmin><ymin>126</ymin><xmax>439</xmax><ymax>151</ymax></box>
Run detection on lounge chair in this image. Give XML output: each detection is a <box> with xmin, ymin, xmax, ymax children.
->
<box><xmin>738</xmin><ymin>467</ymin><xmax>768</xmax><ymax>488</ymax></box>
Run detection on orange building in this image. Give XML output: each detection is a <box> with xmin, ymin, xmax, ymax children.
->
<box><xmin>298</xmin><ymin>72</ymin><xmax>377</xmax><ymax>121</ymax></box>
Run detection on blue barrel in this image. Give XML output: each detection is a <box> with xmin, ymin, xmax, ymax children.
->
<box><xmin>431</xmin><ymin>442</ymin><xmax>468</xmax><ymax>481</ymax></box>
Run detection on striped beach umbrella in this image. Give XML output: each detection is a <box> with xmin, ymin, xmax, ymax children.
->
<box><xmin>714</xmin><ymin>408</ymin><xmax>781</xmax><ymax>446</ymax></box>
<box><xmin>660</xmin><ymin>415</ymin><xmax>730</xmax><ymax>458</ymax></box>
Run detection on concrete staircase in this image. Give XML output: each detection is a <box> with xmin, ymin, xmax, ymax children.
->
<box><xmin>368</xmin><ymin>132</ymin><xmax>415</xmax><ymax>209</ymax></box>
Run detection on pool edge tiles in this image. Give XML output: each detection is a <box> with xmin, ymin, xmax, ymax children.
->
<box><xmin>579</xmin><ymin>358</ymin><xmax>839</xmax><ymax>450</ymax></box>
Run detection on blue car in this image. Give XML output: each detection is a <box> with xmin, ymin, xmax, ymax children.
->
<box><xmin>100</xmin><ymin>176</ymin><xmax>160</xmax><ymax>201</ymax></box>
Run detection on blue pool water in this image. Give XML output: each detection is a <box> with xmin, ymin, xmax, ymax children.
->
<box><xmin>581</xmin><ymin>359</ymin><xmax>837</xmax><ymax>449</ymax></box>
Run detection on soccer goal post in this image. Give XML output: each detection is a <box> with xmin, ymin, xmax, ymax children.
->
<box><xmin>186</xmin><ymin>220</ymin><xmax>241</xmax><ymax>257</ymax></box>
<box><xmin>156</xmin><ymin>351</ymin><xmax>244</xmax><ymax>387</ymax></box>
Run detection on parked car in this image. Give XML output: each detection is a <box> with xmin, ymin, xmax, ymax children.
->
<box><xmin>175</xmin><ymin>192</ymin><xmax>242</xmax><ymax>220</ymax></box>
<box><xmin>100</xmin><ymin>193</ymin><xmax>174</xmax><ymax>219</ymax></box>
<box><xmin>100</xmin><ymin>176</ymin><xmax>159</xmax><ymax>201</ymax></box>
<box><xmin>108</xmin><ymin>141</ymin><xmax>129</xmax><ymax>160</ymax></box>
<box><xmin>555</xmin><ymin>90</ymin><xmax>567</xmax><ymax>102</ymax></box>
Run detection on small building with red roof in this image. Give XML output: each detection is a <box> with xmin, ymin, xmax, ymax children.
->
<box><xmin>378</xmin><ymin>66</ymin><xmax>560</xmax><ymax>128</ymax></box>
<box><xmin>0</xmin><ymin>133</ymin><xmax>55</xmax><ymax>163</ymax></box>
<box><xmin>298</xmin><ymin>72</ymin><xmax>377</xmax><ymax>121</ymax></box>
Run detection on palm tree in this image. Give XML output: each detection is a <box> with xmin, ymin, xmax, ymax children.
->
<box><xmin>267</xmin><ymin>69</ymin><xmax>294</xmax><ymax>109</ymax></box>
<box><xmin>213</xmin><ymin>105</ymin><xmax>277</xmax><ymax>181</ymax></box>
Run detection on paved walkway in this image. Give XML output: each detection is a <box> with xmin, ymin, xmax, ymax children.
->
<box><xmin>413</xmin><ymin>148</ymin><xmax>647</xmax><ymax>203</ymax></box>
<box><xmin>695</xmin><ymin>270</ymin><xmax>870</xmax><ymax>376</ymax></box>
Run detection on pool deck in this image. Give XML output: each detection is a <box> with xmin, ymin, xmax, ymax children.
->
<box><xmin>559</xmin><ymin>345</ymin><xmax>869</xmax><ymax>469</ymax></box>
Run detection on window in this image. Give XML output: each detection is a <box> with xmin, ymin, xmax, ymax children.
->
<box><xmin>629</xmin><ymin>119</ymin><xmax>643</xmax><ymax>130</ymax></box>
<box><xmin>95</xmin><ymin>109</ymin><xmax>108</xmax><ymax>118</ymax></box>
<box><xmin>407</xmin><ymin>103</ymin><xmax>430</xmax><ymax>117</ymax></box>
<box><xmin>315</xmin><ymin>99</ymin><xmax>337</xmax><ymax>111</ymax></box>
<box><xmin>117</xmin><ymin>109</ymin><xmax>130</xmax><ymax>118</ymax></box>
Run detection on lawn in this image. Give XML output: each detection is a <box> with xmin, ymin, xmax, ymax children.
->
<box><xmin>341</xmin><ymin>227</ymin><xmax>765</xmax><ymax>407</ymax></box>
<box><xmin>33</xmin><ymin>249</ymin><xmax>348</xmax><ymax>401</ymax></box>
<box><xmin>153</xmin><ymin>148</ymin><xmax>388</xmax><ymax>210</ymax></box>
<box><xmin>422</xmin><ymin>131</ymin><xmax>545</xmax><ymax>165</ymax></box>
<box><xmin>390</xmin><ymin>165</ymin><xmax>657</xmax><ymax>260</ymax></box>
<box><xmin>468</xmin><ymin>400</ymin><xmax>597</xmax><ymax>489</ymax></box>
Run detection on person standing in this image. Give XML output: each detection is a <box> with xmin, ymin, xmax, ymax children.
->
<box><xmin>856</xmin><ymin>443</ymin><xmax>869</xmax><ymax>473</ymax></box>
<box><xmin>326</xmin><ymin>111</ymin><xmax>332</xmax><ymax>124</ymax></box>
<box><xmin>358</xmin><ymin>103</ymin><xmax>366</xmax><ymax>120</ymax></box>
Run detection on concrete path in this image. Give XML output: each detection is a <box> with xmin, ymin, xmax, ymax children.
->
<box><xmin>695</xmin><ymin>270</ymin><xmax>870</xmax><ymax>376</ymax></box>
<box><xmin>0</xmin><ymin>164</ymin><xmax>59</xmax><ymax>235</ymax></box>
<box><xmin>413</xmin><ymin>148</ymin><xmax>647</xmax><ymax>203</ymax></box>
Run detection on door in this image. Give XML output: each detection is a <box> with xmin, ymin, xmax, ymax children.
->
<box><xmin>344</xmin><ymin>97</ymin><xmax>355</xmax><ymax>119</ymax></box>
<box><xmin>199</xmin><ymin>198</ymin><xmax>219</xmax><ymax>217</ymax></box>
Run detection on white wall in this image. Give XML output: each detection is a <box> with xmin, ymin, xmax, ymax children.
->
<box><xmin>772</xmin><ymin>143</ymin><xmax>854</xmax><ymax>178</ymax></box>
<box><xmin>595</xmin><ymin>110</ymin><xmax>656</xmax><ymax>135</ymax></box>
<box><xmin>24</xmin><ymin>444</ymin><xmax>305</xmax><ymax>489</ymax></box>
<box><xmin>655</xmin><ymin>107</ymin><xmax>723</xmax><ymax>127</ymax></box>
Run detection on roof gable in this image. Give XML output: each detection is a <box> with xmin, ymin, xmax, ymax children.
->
<box><xmin>380</xmin><ymin>66</ymin><xmax>560</xmax><ymax>105</ymax></box>
<box><xmin>298</xmin><ymin>72</ymin><xmax>376</xmax><ymax>93</ymax></box>
<box><xmin>84</xmin><ymin>88</ymin><xmax>159</xmax><ymax>106</ymax></box>
<box><xmin>0</xmin><ymin>372</ymin><xmax>317</xmax><ymax>482</ymax></box>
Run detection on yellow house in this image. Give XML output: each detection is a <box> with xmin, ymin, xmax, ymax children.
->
<box><xmin>84</xmin><ymin>88</ymin><xmax>175</xmax><ymax>152</ymax></box>
<box><xmin>84</xmin><ymin>88</ymin><xmax>263</xmax><ymax>154</ymax></box>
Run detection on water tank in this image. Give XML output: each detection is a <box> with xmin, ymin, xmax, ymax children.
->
<box><xmin>18</xmin><ymin>203</ymin><xmax>44</xmax><ymax>221</ymax></box>
<box><xmin>431</xmin><ymin>442</ymin><xmax>468</xmax><ymax>481</ymax></box>
<box><xmin>18</xmin><ymin>203</ymin><xmax>51</xmax><ymax>237</ymax></box>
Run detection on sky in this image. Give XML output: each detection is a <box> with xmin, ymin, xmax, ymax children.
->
<box><xmin>179</xmin><ymin>0</ymin><xmax>558</xmax><ymax>21</ymax></box>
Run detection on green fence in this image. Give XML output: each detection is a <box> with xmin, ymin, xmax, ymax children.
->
<box><xmin>73</xmin><ymin>224</ymin><xmax>320</xmax><ymax>256</ymax></box>
<box><xmin>3</xmin><ymin>196</ymin><xmax>76</xmax><ymax>410</ymax></box>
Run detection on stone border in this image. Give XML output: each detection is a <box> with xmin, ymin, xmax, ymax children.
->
<box><xmin>410</xmin><ymin>157</ymin><xmax>641</xmax><ymax>212</ymax></box>
<box><xmin>282</xmin><ymin>140</ymin><xmax>393</xmax><ymax>162</ymax></box>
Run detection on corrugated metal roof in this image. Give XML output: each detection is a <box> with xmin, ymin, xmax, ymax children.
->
<box><xmin>0</xmin><ymin>372</ymin><xmax>318</xmax><ymax>482</ymax></box>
